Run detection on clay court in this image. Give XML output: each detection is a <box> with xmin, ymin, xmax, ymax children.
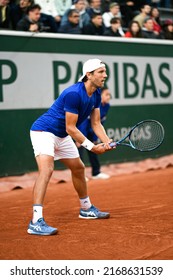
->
<box><xmin>0</xmin><ymin>155</ymin><xmax>173</xmax><ymax>260</ymax></box>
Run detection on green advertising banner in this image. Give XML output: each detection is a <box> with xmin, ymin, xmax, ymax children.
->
<box><xmin>0</xmin><ymin>31</ymin><xmax>173</xmax><ymax>176</ymax></box>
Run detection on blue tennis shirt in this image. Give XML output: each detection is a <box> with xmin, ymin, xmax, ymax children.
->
<box><xmin>31</xmin><ymin>82</ymin><xmax>101</xmax><ymax>137</ymax></box>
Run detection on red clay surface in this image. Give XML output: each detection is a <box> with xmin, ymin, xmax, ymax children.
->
<box><xmin>0</xmin><ymin>155</ymin><xmax>173</xmax><ymax>260</ymax></box>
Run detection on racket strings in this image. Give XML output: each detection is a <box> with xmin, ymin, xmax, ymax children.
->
<box><xmin>130</xmin><ymin>122</ymin><xmax>164</xmax><ymax>151</ymax></box>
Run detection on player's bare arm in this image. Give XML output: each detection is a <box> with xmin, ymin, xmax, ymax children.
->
<box><xmin>65</xmin><ymin>112</ymin><xmax>87</xmax><ymax>143</ymax></box>
<box><xmin>66</xmin><ymin>112</ymin><xmax>111</xmax><ymax>154</ymax></box>
<box><xmin>90</xmin><ymin>108</ymin><xmax>110</xmax><ymax>142</ymax></box>
<box><xmin>90</xmin><ymin>108</ymin><xmax>112</xmax><ymax>151</ymax></box>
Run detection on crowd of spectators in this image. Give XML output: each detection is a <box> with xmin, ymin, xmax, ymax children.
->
<box><xmin>0</xmin><ymin>0</ymin><xmax>173</xmax><ymax>40</ymax></box>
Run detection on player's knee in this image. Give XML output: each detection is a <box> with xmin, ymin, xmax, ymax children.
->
<box><xmin>39</xmin><ymin>169</ymin><xmax>53</xmax><ymax>184</ymax></box>
<box><xmin>39</xmin><ymin>164</ymin><xmax>54</xmax><ymax>177</ymax></box>
<box><xmin>72</xmin><ymin>160</ymin><xmax>85</xmax><ymax>175</ymax></box>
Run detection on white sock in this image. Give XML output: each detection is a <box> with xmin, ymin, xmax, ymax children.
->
<box><xmin>32</xmin><ymin>204</ymin><xmax>43</xmax><ymax>223</ymax></box>
<box><xmin>80</xmin><ymin>196</ymin><xmax>92</xmax><ymax>210</ymax></box>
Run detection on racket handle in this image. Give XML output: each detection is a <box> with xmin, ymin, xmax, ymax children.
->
<box><xmin>109</xmin><ymin>142</ymin><xmax>117</xmax><ymax>148</ymax></box>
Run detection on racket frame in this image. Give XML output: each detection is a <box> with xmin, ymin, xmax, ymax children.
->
<box><xmin>109</xmin><ymin>119</ymin><xmax>165</xmax><ymax>152</ymax></box>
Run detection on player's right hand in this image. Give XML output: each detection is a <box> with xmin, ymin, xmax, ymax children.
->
<box><xmin>91</xmin><ymin>142</ymin><xmax>113</xmax><ymax>154</ymax></box>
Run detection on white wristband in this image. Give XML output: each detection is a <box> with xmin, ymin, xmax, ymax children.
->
<box><xmin>81</xmin><ymin>138</ymin><xmax>94</xmax><ymax>151</ymax></box>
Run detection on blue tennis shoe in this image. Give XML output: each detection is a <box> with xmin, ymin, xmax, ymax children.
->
<box><xmin>79</xmin><ymin>205</ymin><xmax>110</xmax><ymax>219</ymax></box>
<box><xmin>27</xmin><ymin>218</ymin><xmax>58</xmax><ymax>235</ymax></box>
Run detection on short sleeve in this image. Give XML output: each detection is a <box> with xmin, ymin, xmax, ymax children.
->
<box><xmin>64</xmin><ymin>92</ymin><xmax>80</xmax><ymax>114</ymax></box>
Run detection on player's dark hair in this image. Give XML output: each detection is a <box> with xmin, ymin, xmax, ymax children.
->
<box><xmin>82</xmin><ymin>70</ymin><xmax>94</xmax><ymax>82</ymax></box>
<box><xmin>82</xmin><ymin>76</ymin><xmax>88</xmax><ymax>82</ymax></box>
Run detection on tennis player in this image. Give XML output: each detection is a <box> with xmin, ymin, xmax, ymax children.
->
<box><xmin>28</xmin><ymin>58</ymin><xmax>113</xmax><ymax>235</ymax></box>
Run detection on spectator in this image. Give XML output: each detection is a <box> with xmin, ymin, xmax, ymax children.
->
<box><xmin>58</xmin><ymin>8</ymin><xmax>81</xmax><ymax>34</ymax></box>
<box><xmin>86</xmin><ymin>0</ymin><xmax>102</xmax><ymax>17</ymax></box>
<box><xmin>39</xmin><ymin>15</ymin><xmax>59</xmax><ymax>33</ymax></box>
<box><xmin>16</xmin><ymin>4</ymin><xmax>44</xmax><ymax>32</ymax></box>
<box><xmin>11</xmin><ymin>0</ymin><xmax>58</xmax><ymax>32</ymax></box>
<box><xmin>162</xmin><ymin>19</ymin><xmax>173</xmax><ymax>39</ymax></box>
<box><xmin>60</xmin><ymin>0</ymin><xmax>90</xmax><ymax>29</ymax></box>
<box><xmin>101</xmin><ymin>0</ymin><xmax>116</xmax><ymax>13</ymax></box>
<box><xmin>142</xmin><ymin>16</ymin><xmax>160</xmax><ymax>38</ymax></box>
<box><xmin>82</xmin><ymin>11</ymin><xmax>105</xmax><ymax>35</ymax></box>
<box><xmin>104</xmin><ymin>17</ymin><xmax>123</xmax><ymax>36</ymax></box>
<box><xmin>150</xmin><ymin>6</ymin><xmax>162</xmax><ymax>35</ymax></box>
<box><xmin>10</xmin><ymin>0</ymin><xmax>34</xmax><ymax>30</ymax></box>
<box><xmin>133</xmin><ymin>4</ymin><xmax>151</xmax><ymax>28</ymax></box>
<box><xmin>54</xmin><ymin>0</ymin><xmax>72</xmax><ymax>18</ymax></box>
<box><xmin>120</xmin><ymin>1</ymin><xmax>136</xmax><ymax>28</ymax></box>
<box><xmin>132</xmin><ymin>0</ymin><xmax>147</xmax><ymax>12</ymax></box>
<box><xmin>125</xmin><ymin>20</ymin><xmax>143</xmax><ymax>37</ymax></box>
<box><xmin>77</xmin><ymin>87</ymin><xmax>111</xmax><ymax>180</ymax></box>
<box><xmin>35</xmin><ymin>0</ymin><xmax>61</xmax><ymax>29</ymax></box>
<box><xmin>102</xmin><ymin>2</ymin><xmax>121</xmax><ymax>28</ymax></box>
<box><xmin>75</xmin><ymin>0</ymin><xmax>91</xmax><ymax>27</ymax></box>
<box><xmin>0</xmin><ymin>0</ymin><xmax>12</xmax><ymax>29</ymax></box>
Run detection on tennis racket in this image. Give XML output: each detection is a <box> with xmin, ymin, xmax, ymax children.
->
<box><xmin>109</xmin><ymin>120</ymin><xmax>164</xmax><ymax>152</ymax></box>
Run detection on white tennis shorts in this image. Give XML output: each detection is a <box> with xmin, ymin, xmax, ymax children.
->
<box><xmin>30</xmin><ymin>131</ymin><xmax>79</xmax><ymax>160</ymax></box>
